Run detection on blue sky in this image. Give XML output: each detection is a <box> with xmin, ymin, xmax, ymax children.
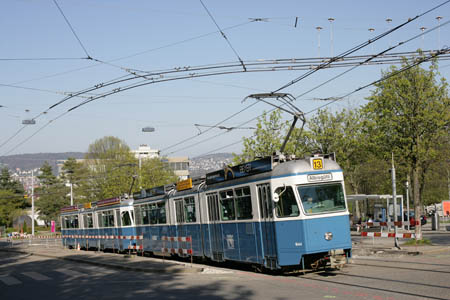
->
<box><xmin>0</xmin><ymin>0</ymin><xmax>449</xmax><ymax>158</ymax></box>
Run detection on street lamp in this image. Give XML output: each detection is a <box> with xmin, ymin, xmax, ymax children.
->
<box><xmin>436</xmin><ymin>16</ymin><xmax>443</xmax><ymax>49</ymax></box>
<box><xmin>368</xmin><ymin>28</ymin><xmax>375</xmax><ymax>53</ymax></box>
<box><xmin>328</xmin><ymin>18</ymin><xmax>335</xmax><ymax>57</ymax></box>
<box><xmin>22</xmin><ymin>119</ymin><xmax>36</xmax><ymax>125</ymax></box>
<box><xmin>316</xmin><ymin>26</ymin><xmax>323</xmax><ymax>58</ymax></box>
<box><xmin>142</xmin><ymin>126</ymin><xmax>155</xmax><ymax>132</ymax></box>
<box><xmin>140</xmin><ymin>127</ymin><xmax>156</xmax><ymax>188</ymax></box>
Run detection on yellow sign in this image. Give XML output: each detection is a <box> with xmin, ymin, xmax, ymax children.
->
<box><xmin>84</xmin><ymin>202</ymin><xmax>92</xmax><ymax>209</ymax></box>
<box><xmin>312</xmin><ymin>158</ymin><xmax>323</xmax><ymax>170</ymax></box>
<box><xmin>176</xmin><ymin>178</ymin><xmax>193</xmax><ymax>191</ymax></box>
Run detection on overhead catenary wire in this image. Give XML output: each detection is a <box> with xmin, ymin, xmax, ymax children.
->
<box><xmin>2</xmin><ymin>49</ymin><xmax>449</xmax><ymax>157</ymax></box>
<box><xmin>272</xmin><ymin>0</ymin><xmax>450</xmax><ymax>93</ymax></box>
<box><xmin>52</xmin><ymin>0</ymin><xmax>91</xmax><ymax>59</ymax></box>
<box><xmin>0</xmin><ymin>57</ymin><xmax>88</xmax><ymax>61</ymax></box>
<box><xmin>199</xmin><ymin>0</ymin><xmax>247</xmax><ymax>72</ymax></box>
<box><xmin>306</xmin><ymin>47</ymin><xmax>450</xmax><ymax>114</ymax></box>
<box><xmin>3</xmin><ymin>49</ymin><xmax>449</xmax><ymax>157</ymax></box>
<box><xmin>70</xmin><ymin>24</ymin><xmax>450</xmax><ymax>154</ymax></box>
<box><xmin>2</xmin><ymin>1</ymin><xmax>449</xmax><ymax>156</ymax></box>
<box><xmin>294</xmin><ymin>18</ymin><xmax>450</xmax><ymax>99</ymax></box>
<box><xmin>0</xmin><ymin>82</ymin><xmax>96</xmax><ymax>98</ymax></box>
<box><xmin>2</xmin><ymin>20</ymin><xmax>254</xmax><ymax>89</ymax></box>
<box><xmin>192</xmin><ymin>48</ymin><xmax>450</xmax><ymax>157</ymax></box>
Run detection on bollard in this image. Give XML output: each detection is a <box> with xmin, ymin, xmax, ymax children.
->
<box><xmin>432</xmin><ymin>213</ymin><xmax>440</xmax><ymax>230</ymax></box>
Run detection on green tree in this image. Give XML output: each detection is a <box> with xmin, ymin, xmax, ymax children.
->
<box><xmin>61</xmin><ymin>157</ymin><xmax>91</xmax><ymax>204</ymax></box>
<box><xmin>233</xmin><ymin>110</ymin><xmax>290</xmax><ymax>164</ymax></box>
<box><xmin>0</xmin><ymin>167</ymin><xmax>28</xmax><ymax>227</ymax></box>
<box><xmin>306</xmin><ymin>108</ymin><xmax>367</xmax><ymax>194</ymax></box>
<box><xmin>38</xmin><ymin>162</ymin><xmax>58</xmax><ymax>187</ymax></box>
<box><xmin>140</xmin><ymin>158</ymin><xmax>178</xmax><ymax>189</ymax></box>
<box><xmin>36</xmin><ymin>163</ymin><xmax>67</xmax><ymax>226</ymax></box>
<box><xmin>0</xmin><ymin>167</ymin><xmax>24</xmax><ymax>195</ymax></box>
<box><xmin>84</xmin><ymin>136</ymin><xmax>138</xmax><ymax>201</ymax></box>
<box><xmin>0</xmin><ymin>190</ymin><xmax>23</xmax><ymax>227</ymax></box>
<box><xmin>364</xmin><ymin>59</ymin><xmax>449</xmax><ymax>239</ymax></box>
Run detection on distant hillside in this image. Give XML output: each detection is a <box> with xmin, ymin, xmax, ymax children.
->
<box><xmin>0</xmin><ymin>152</ymin><xmax>235</xmax><ymax>177</ymax></box>
<box><xmin>189</xmin><ymin>153</ymin><xmax>234</xmax><ymax>177</ymax></box>
<box><xmin>0</xmin><ymin>152</ymin><xmax>85</xmax><ymax>173</ymax></box>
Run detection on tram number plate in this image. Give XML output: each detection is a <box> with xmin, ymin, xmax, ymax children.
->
<box><xmin>312</xmin><ymin>158</ymin><xmax>323</xmax><ymax>170</ymax></box>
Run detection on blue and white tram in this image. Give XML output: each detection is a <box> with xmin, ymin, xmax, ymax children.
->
<box><xmin>61</xmin><ymin>153</ymin><xmax>351</xmax><ymax>271</ymax></box>
<box><xmin>197</xmin><ymin>154</ymin><xmax>351</xmax><ymax>270</ymax></box>
<box><xmin>61</xmin><ymin>205</ymin><xmax>80</xmax><ymax>249</ymax></box>
<box><xmin>61</xmin><ymin>197</ymin><xmax>137</xmax><ymax>252</ymax></box>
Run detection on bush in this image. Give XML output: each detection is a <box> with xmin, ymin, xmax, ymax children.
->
<box><xmin>403</xmin><ymin>238</ymin><xmax>432</xmax><ymax>246</ymax></box>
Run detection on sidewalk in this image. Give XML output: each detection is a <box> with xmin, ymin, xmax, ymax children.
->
<box><xmin>0</xmin><ymin>243</ymin><xmax>204</xmax><ymax>274</ymax></box>
<box><xmin>352</xmin><ymin>225</ymin><xmax>450</xmax><ymax>257</ymax></box>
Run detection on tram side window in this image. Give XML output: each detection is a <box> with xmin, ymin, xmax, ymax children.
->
<box><xmin>235</xmin><ymin>187</ymin><xmax>253</xmax><ymax>220</ymax></box>
<box><xmin>64</xmin><ymin>216</ymin><xmax>73</xmax><ymax>229</ymax></box>
<box><xmin>101</xmin><ymin>210</ymin><xmax>115</xmax><ymax>227</ymax></box>
<box><xmin>207</xmin><ymin>194</ymin><xmax>220</xmax><ymax>221</ymax></box>
<box><xmin>141</xmin><ymin>204</ymin><xmax>150</xmax><ymax>225</ymax></box>
<box><xmin>71</xmin><ymin>215</ymin><xmax>79</xmax><ymax>228</ymax></box>
<box><xmin>83</xmin><ymin>213</ymin><xmax>93</xmax><ymax>228</ymax></box>
<box><xmin>121</xmin><ymin>211</ymin><xmax>132</xmax><ymax>226</ymax></box>
<box><xmin>275</xmin><ymin>186</ymin><xmax>300</xmax><ymax>218</ymax></box>
<box><xmin>175</xmin><ymin>199</ymin><xmax>185</xmax><ymax>223</ymax></box>
<box><xmin>184</xmin><ymin>196</ymin><xmax>196</xmax><ymax>223</ymax></box>
<box><xmin>220</xmin><ymin>190</ymin><xmax>235</xmax><ymax>221</ymax></box>
<box><xmin>149</xmin><ymin>202</ymin><xmax>166</xmax><ymax>224</ymax></box>
<box><xmin>134</xmin><ymin>206</ymin><xmax>142</xmax><ymax>225</ymax></box>
<box><xmin>157</xmin><ymin>202</ymin><xmax>166</xmax><ymax>224</ymax></box>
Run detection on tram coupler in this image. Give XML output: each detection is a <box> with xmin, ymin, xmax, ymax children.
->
<box><xmin>328</xmin><ymin>249</ymin><xmax>346</xmax><ymax>269</ymax></box>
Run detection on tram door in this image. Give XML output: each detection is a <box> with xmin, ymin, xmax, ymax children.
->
<box><xmin>207</xmin><ymin>193</ymin><xmax>224</xmax><ymax>261</ymax></box>
<box><xmin>257</xmin><ymin>183</ymin><xmax>278</xmax><ymax>269</ymax></box>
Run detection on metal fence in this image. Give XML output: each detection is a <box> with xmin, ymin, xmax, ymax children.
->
<box><xmin>6</xmin><ymin>236</ymin><xmax>63</xmax><ymax>249</ymax></box>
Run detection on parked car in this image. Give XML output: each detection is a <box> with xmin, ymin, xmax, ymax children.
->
<box><xmin>404</xmin><ymin>212</ymin><xmax>427</xmax><ymax>226</ymax></box>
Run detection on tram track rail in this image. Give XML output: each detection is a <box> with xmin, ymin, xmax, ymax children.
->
<box><xmin>291</xmin><ymin>259</ymin><xmax>450</xmax><ymax>300</ymax></box>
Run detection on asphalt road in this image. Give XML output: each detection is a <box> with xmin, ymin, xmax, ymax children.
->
<box><xmin>1</xmin><ymin>246</ymin><xmax>450</xmax><ymax>300</ymax></box>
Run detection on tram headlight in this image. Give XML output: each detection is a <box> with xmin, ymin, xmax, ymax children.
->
<box><xmin>324</xmin><ymin>232</ymin><xmax>333</xmax><ymax>241</ymax></box>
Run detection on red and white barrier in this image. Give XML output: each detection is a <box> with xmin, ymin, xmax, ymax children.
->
<box><xmin>361</xmin><ymin>220</ymin><xmax>419</xmax><ymax>227</ymax></box>
<box><xmin>161</xmin><ymin>236</ymin><xmax>193</xmax><ymax>259</ymax></box>
<box><xmin>13</xmin><ymin>234</ymin><xmax>62</xmax><ymax>240</ymax></box>
<box><xmin>361</xmin><ymin>232</ymin><xmax>415</xmax><ymax>238</ymax></box>
<box><xmin>128</xmin><ymin>245</ymin><xmax>143</xmax><ymax>250</ymax></box>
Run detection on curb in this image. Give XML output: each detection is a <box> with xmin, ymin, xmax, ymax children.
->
<box><xmin>0</xmin><ymin>248</ymin><xmax>203</xmax><ymax>274</ymax></box>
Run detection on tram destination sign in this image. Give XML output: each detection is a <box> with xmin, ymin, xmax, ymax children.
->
<box><xmin>97</xmin><ymin>197</ymin><xmax>120</xmax><ymax>207</ymax></box>
<box><xmin>307</xmin><ymin>173</ymin><xmax>333</xmax><ymax>182</ymax></box>
<box><xmin>206</xmin><ymin>156</ymin><xmax>273</xmax><ymax>185</ymax></box>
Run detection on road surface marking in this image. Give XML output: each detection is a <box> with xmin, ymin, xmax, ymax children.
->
<box><xmin>55</xmin><ymin>268</ymin><xmax>84</xmax><ymax>277</ymax></box>
<box><xmin>22</xmin><ymin>272</ymin><xmax>50</xmax><ymax>281</ymax></box>
<box><xmin>0</xmin><ymin>275</ymin><xmax>21</xmax><ymax>285</ymax></box>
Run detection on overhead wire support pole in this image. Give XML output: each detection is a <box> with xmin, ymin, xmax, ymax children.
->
<box><xmin>391</xmin><ymin>153</ymin><xmax>400</xmax><ymax>249</ymax></box>
<box><xmin>199</xmin><ymin>0</ymin><xmax>247</xmax><ymax>72</ymax></box>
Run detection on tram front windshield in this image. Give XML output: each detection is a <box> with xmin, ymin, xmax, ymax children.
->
<box><xmin>298</xmin><ymin>183</ymin><xmax>346</xmax><ymax>214</ymax></box>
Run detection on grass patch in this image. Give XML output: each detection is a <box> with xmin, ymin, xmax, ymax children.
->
<box><xmin>403</xmin><ymin>238</ymin><xmax>432</xmax><ymax>246</ymax></box>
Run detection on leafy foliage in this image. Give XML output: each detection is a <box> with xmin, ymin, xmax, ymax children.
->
<box><xmin>35</xmin><ymin>163</ymin><xmax>67</xmax><ymax>226</ymax></box>
<box><xmin>233</xmin><ymin>110</ymin><xmax>289</xmax><ymax>164</ymax></box>
<box><xmin>0</xmin><ymin>168</ymin><xmax>27</xmax><ymax>226</ymax></box>
<box><xmin>364</xmin><ymin>59</ymin><xmax>449</xmax><ymax>238</ymax></box>
<box><xmin>235</xmin><ymin>58</ymin><xmax>449</xmax><ymax>221</ymax></box>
